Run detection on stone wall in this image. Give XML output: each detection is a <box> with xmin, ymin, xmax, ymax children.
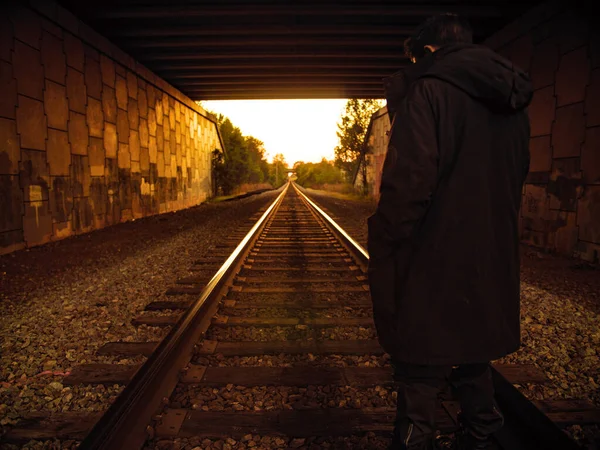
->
<box><xmin>0</xmin><ymin>2</ymin><xmax>223</xmax><ymax>255</ymax></box>
<box><xmin>485</xmin><ymin>1</ymin><xmax>600</xmax><ymax>261</ymax></box>
<box><xmin>354</xmin><ymin>107</ymin><xmax>390</xmax><ymax>200</ymax></box>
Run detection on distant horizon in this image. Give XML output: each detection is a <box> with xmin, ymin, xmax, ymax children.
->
<box><xmin>200</xmin><ymin>99</ymin><xmax>349</xmax><ymax>166</ymax></box>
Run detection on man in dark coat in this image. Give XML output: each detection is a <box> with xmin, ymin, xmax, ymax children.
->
<box><xmin>367</xmin><ymin>14</ymin><xmax>532</xmax><ymax>450</ymax></box>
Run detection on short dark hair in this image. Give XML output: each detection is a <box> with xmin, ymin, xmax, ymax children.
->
<box><xmin>404</xmin><ymin>13</ymin><xmax>473</xmax><ymax>61</ymax></box>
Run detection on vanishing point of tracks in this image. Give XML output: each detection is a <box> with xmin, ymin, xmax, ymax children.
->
<box><xmin>3</xmin><ymin>183</ymin><xmax>596</xmax><ymax>449</ymax></box>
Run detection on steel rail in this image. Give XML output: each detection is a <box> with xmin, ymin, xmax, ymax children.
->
<box><xmin>294</xmin><ymin>182</ymin><xmax>580</xmax><ymax>450</ymax></box>
<box><xmin>78</xmin><ymin>183</ymin><xmax>290</xmax><ymax>450</ymax></box>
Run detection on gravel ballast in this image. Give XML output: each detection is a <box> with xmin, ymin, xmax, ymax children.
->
<box><xmin>300</xmin><ymin>187</ymin><xmax>600</xmax><ymax>447</ymax></box>
<box><xmin>0</xmin><ymin>190</ymin><xmax>278</xmax><ymax>436</ymax></box>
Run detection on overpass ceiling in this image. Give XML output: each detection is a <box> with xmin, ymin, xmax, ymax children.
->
<box><xmin>57</xmin><ymin>1</ymin><xmax>543</xmax><ymax>100</ymax></box>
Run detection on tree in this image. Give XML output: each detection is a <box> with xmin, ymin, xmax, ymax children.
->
<box><xmin>210</xmin><ymin>114</ymin><xmax>272</xmax><ymax>195</ymax></box>
<box><xmin>334</xmin><ymin>99</ymin><xmax>383</xmax><ymax>181</ymax></box>
<box><xmin>269</xmin><ymin>153</ymin><xmax>287</xmax><ymax>188</ymax></box>
<box><xmin>294</xmin><ymin>158</ymin><xmax>345</xmax><ymax>188</ymax></box>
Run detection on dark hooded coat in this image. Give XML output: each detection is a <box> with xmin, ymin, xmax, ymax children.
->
<box><xmin>367</xmin><ymin>44</ymin><xmax>532</xmax><ymax>365</ymax></box>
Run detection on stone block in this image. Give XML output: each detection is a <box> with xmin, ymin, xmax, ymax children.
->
<box><xmin>155</xmin><ymin>98</ymin><xmax>163</xmax><ymax>125</ymax></box>
<box><xmin>548</xmin><ymin>158</ymin><xmax>582</xmax><ymax>211</ymax></box>
<box><xmin>10</xmin><ymin>6</ymin><xmax>41</xmax><ymax>49</ymax></box>
<box><xmin>129</xmin><ymin>130</ymin><xmax>140</xmax><ymax>161</ymax></box>
<box><xmin>49</xmin><ymin>176</ymin><xmax>73</xmax><ymax>223</ymax></box>
<box><xmin>23</xmin><ymin>199</ymin><xmax>52</xmax><ymax>246</ymax></box>
<box><xmin>16</xmin><ymin>96</ymin><xmax>46</xmax><ymax>150</ymax></box>
<box><xmin>169</xmin><ymin>136</ymin><xmax>176</xmax><ymax>154</ymax></box>
<box><xmin>102</xmin><ymin>85</ymin><xmax>117</xmax><ymax>124</ymax></box>
<box><xmin>128</xmin><ymin>98</ymin><xmax>139</xmax><ymax>129</ymax></box>
<box><xmin>554</xmin><ymin>211</ymin><xmax>578</xmax><ymax>255</ymax></box>
<box><xmin>85</xmin><ymin>58</ymin><xmax>103</xmax><ymax>100</ymax></box>
<box><xmin>104</xmin><ymin>123</ymin><xmax>117</xmax><ymax>158</ymax></box>
<box><xmin>127</xmin><ymin>71</ymin><xmax>137</xmax><ymax>99</ymax></box>
<box><xmin>174</xmin><ymin>102</ymin><xmax>181</xmax><ymax>123</ymax></box>
<box><xmin>147</xmin><ymin>84</ymin><xmax>156</xmax><ymax>106</ymax></box>
<box><xmin>100</xmin><ymin>54</ymin><xmax>115</xmax><ymax>88</ymax></box>
<box><xmin>87</xmin><ymin>97</ymin><xmax>103</xmax><ymax>138</ymax></box>
<box><xmin>0</xmin><ymin>175</ymin><xmax>23</xmax><ymax>233</ymax></box>
<box><xmin>68</xmin><ymin>111</ymin><xmax>88</xmax><ymax>155</ymax></box>
<box><xmin>555</xmin><ymin>47</ymin><xmax>590</xmax><ymax>107</ymax></box>
<box><xmin>71</xmin><ymin>154</ymin><xmax>91</xmax><ymax>197</ymax></box>
<box><xmin>138</xmin><ymin>88</ymin><xmax>148</xmax><ymax>118</ymax></box>
<box><xmin>0</xmin><ymin>14</ymin><xmax>13</xmax><ymax>63</ymax></box>
<box><xmin>157</xmin><ymin>151</ymin><xmax>165</xmax><ymax>177</ymax></box>
<box><xmin>66</xmin><ymin>67</ymin><xmax>87</xmax><ymax>113</ymax></box>
<box><xmin>175</xmin><ymin>122</ymin><xmax>181</xmax><ymax>144</ymax></box>
<box><xmin>106</xmin><ymin>157</ymin><xmax>118</xmax><ymax>191</ymax></box>
<box><xmin>585</xmin><ymin>69</ymin><xmax>600</xmax><ymax>127</ymax></box>
<box><xmin>0</xmin><ymin>229</ymin><xmax>25</xmax><ymax>254</ymax></box>
<box><xmin>528</xmin><ymin>87</ymin><xmax>556</xmax><ymax>137</ymax></box>
<box><xmin>41</xmin><ymin>31</ymin><xmax>66</xmax><ymax>84</ymax></box>
<box><xmin>119</xmin><ymin>168</ymin><xmax>132</xmax><ymax>210</ymax></box>
<box><xmin>0</xmin><ymin>61</ymin><xmax>17</xmax><ymax>119</ymax></box>
<box><xmin>163</xmin><ymin>94</ymin><xmax>170</xmax><ymax>115</ymax></box>
<box><xmin>139</xmin><ymin>118</ymin><xmax>149</xmax><ymax>148</ymax></box>
<box><xmin>90</xmin><ymin>176</ymin><xmax>107</xmax><ymax>216</ymax></box>
<box><xmin>578</xmin><ymin>185</ymin><xmax>600</xmax><ymax>244</ymax></box>
<box><xmin>63</xmin><ymin>32</ymin><xmax>84</xmax><ymax>72</ymax></box>
<box><xmin>529</xmin><ymin>39</ymin><xmax>559</xmax><ymax>90</ymax></box>
<box><xmin>46</xmin><ymin>128</ymin><xmax>70</xmax><ymax>176</ymax></box>
<box><xmin>118</xmin><ymin>143</ymin><xmax>131</xmax><ymax>169</ymax></box>
<box><xmin>52</xmin><ymin>220</ymin><xmax>73</xmax><ymax>240</ymax></box>
<box><xmin>581</xmin><ymin>126</ymin><xmax>600</xmax><ymax>184</ymax></box>
<box><xmin>19</xmin><ymin>149</ymin><xmax>49</xmax><ymax>202</ymax></box>
<box><xmin>115</xmin><ymin>75</ymin><xmax>128</xmax><ymax>110</ymax></box>
<box><xmin>551</xmin><ymin>103</ymin><xmax>585</xmax><ymax>158</ymax></box>
<box><xmin>131</xmin><ymin>160</ymin><xmax>140</xmax><ymax>174</ymax></box>
<box><xmin>89</xmin><ymin>137</ymin><xmax>104</xmax><ymax>177</ymax></box>
<box><xmin>149</xmin><ymin>136</ymin><xmax>157</xmax><ymax>163</ymax></box>
<box><xmin>148</xmin><ymin>108</ymin><xmax>157</xmax><ymax>136</ymax></box>
<box><xmin>156</xmin><ymin>125</ymin><xmax>164</xmax><ymax>151</ymax></box>
<box><xmin>140</xmin><ymin>146</ymin><xmax>150</xmax><ymax>174</ymax></box>
<box><xmin>117</xmin><ymin>109</ymin><xmax>129</xmax><ymax>143</ymax></box>
<box><xmin>44</xmin><ymin>80</ymin><xmax>68</xmax><ymax>131</ymax></box>
<box><xmin>168</xmin><ymin>107</ymin><xmax>175</xmax><ymax>130</ymax></box>
<box><xmin>574</xmin><ymin>240</ymin><xmax>600</xmax><ymax>263</ymax></box>
<box><xmin>0</xmin><ymin>118</ymin><xmax>20</xmax><ymax>175</ymax></box>
<box><xmin>13</xmin><ymin>40</ymin><xmax>43</xmax><ymax>100</ymax></box>
<box><xmin>72</xmin><ymin>196</ymin><xmax>94</xmax><ymax>233</ymax></box>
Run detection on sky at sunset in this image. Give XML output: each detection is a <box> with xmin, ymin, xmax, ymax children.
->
<box><xmin>201</xmin><ymin>99</ymin><xmax>349</xmax><ymax>166</ymax></box>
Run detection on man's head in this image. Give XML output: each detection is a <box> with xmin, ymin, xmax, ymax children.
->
<box><xmin>404</xmin><ymin>13</ymin><xmax>473</xmax><ymax>63</ymax></box>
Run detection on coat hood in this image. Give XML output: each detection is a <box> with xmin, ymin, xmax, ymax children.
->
<box><xmin>424</xmin><ymin>44</ymin><xmax>533</xmax><ymax>112</ymax></box>
<box><xmin>384</xmin><ymin>44</ymin><xmax>533</xmax><ymax>117</ymax></box>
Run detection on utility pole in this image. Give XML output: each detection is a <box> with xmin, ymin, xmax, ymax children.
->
<box><xmin>275</xmin><ymin>162</ymin><xmax>278</xmax><ymax>186</ymax></box>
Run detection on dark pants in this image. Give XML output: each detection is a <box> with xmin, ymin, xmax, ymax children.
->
<box><xmin>391</xmin><ymin>360</ymin><xmax>504</xmax><ymax>449</ymax></box>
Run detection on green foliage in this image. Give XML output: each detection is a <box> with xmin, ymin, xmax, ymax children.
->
<box><xmin>334</xmin><ymin>99</ymin><xmax>383</xmax><ymax>180</ymax></box>
<box><xmin>211</xmin><ymin>115</ymin><xmax>271</xmax><ymax>195</ymax></box>
<box><xmin>268</xmin><ymin>153</ymin><xmax>288</xmax><ymax>188</ymax></box>
<box><xmin>294</xmin><ymin>158</ymin><xmax>345</xmax><ymax>188</ymax></box>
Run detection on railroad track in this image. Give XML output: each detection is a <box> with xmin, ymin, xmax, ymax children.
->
<box><xmin>3</xmin><ymin>182</ymin><xmax>598</xmax><ymax>449</ymax></box>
